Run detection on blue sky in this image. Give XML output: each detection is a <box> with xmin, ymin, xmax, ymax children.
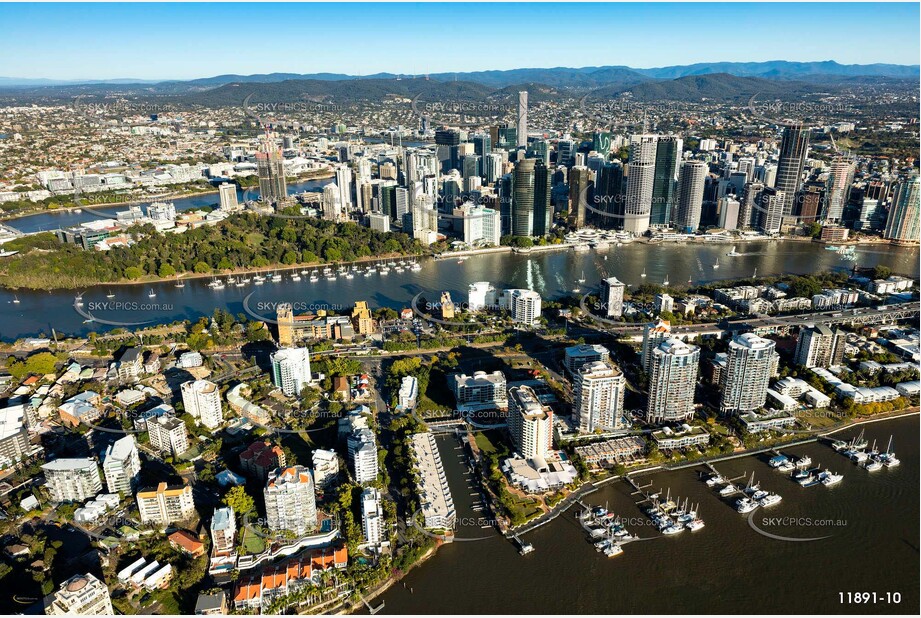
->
<box><xmin>1</xmin><ymin>2</ymin><xmax>918</xmax><ymax>80</ymax></box>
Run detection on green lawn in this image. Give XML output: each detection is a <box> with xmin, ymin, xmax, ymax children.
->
<box><xmin>474</xmin><ymin>431</ymin><xmax>498</xmax><ymax>454</ymax></box>
<box><xmin>241</xmin><ymin>527</ymin><xmax>265</xmax><ymax>555</ymax></box>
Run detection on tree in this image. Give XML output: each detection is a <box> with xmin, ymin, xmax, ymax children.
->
<box><xmin>872</xmin><ymin>265</ymin><xmax>891</xmax><ymax>280</ymax></box>
<box><xmin>158</xmin><ymin>263</ymin><xmax>176</xmax><ymax>278</ymax></box>
<box><xmin>125</xmin><ymin>266</ymin><xmax>145</xmax><ymax>280</ymax></box>
<box><xmin>194</xmin><ymin>261</ymin><xmax>210</xmax><ymax>273</ymax></box>
<box><xmin>222</xmin><ymin>486</ymin><xmax>255</xmax><ymax>516</ymax></box>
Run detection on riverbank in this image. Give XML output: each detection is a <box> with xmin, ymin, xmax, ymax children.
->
<box><xmin>341</xmin><ymin>544</ymin><xmax>439</xmax><ymax>615</ymax></box>
<box><xmin>0</xmin><ymin>170</ymin><xmax>336</xmax><ymax>224</ymax></box>
<box><xmin>506</xmin><ymin>406</ymin><xmax>920</xmax><ymax>533</ymax></box>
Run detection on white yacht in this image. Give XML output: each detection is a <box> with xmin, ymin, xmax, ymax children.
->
<box><xmin>821</xmin><ymin>471</ymin><xmax>844</xmax><ymax>487</ymax></box>
<box><xmin>719</xmin><ymin>483</ymin><xmax>738</xmax><ymax>496</ymax></box>
<box><xmin>758</xmin><ymin>493</ymin><xmax>782</xmax><ymax>507</ymax></box>
<box><xmin>735</xmin><ymin>498</ymin><xmax>758</xmax><ymax>514</ymax></box>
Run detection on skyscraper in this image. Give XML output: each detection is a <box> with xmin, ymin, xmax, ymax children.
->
<box><xmin>647</xmin><ymin>338</ymin><xmax>699</xmax><ymax>424</ymax></box>
<box><xmin>264</xmin><ymin>466</ymin><xmax>318</xmax><ymax>536</ymax></box>
<box><xmin>218</xmin><ymin>182</ymin><xmax>239</xmax><ymax>211</ymax></box>
<box><xmin>102</xmin><ymin>435</ymin><xmax>141</xmax><ymax>495</ymax></box>
<box><xmin>256</xmin><ymin>136</ymin><xmax>287</xmax><ymax>206</ymax></box>
<box><xmin>675</xmin><ymin>160</ymin><xmax>707</xmax><ymax>233</ymax></box>
<box><xmin>739</xmin><ymin>181</ymin><xmax>765</xmax><ymax>230</ymax></box>
<box><xmin>572</xmin><ymin>360</ymin><xmax>626</xmax><ymax>433</ymax></box>
<box><xmin>773</xmin><ymin>123</ymin><xmax>809</xmax><ymax>222</ymax></box>
<box><xmin>181</xmin><ymin>380</ymin><xmax>223</xmax><ymax>429</ymax></box>
<box><xmin>757</xmin><ymin>187</ymin><xmax>786</xmax><ymax>234</ymax></box>
<box><xmin>824</xmin><ymin>156</ymin><xmax>855</xmax><ymax>223</ymax></box>
<box><xmin>720</xmin><ymin>333</ymin><xmax>778</xmax><ymax>415</ymax></box>
<box><xmin>600</xmin><ymin>276</ymin><xmax>625</xmax><ymax>318</ymax></box>
<box><xmin>624</xmin><ymin>135</ymin><xmax>657</xmax><ymax>234</ymax></box>
<box><xmin>270</xmin><ymin>347</ymin><xmax>312</xmax><ymax>397</ymax></box>
<box><xmin>794</xmin><ymin>324</ymin><xmax>846</xmax><ymax>368</ymax></box>
<box><xmin>884</xmin><ymin>175</ymin><xmax>920</xmax><ymax>242</ymax></box>
<box><xmin>641</xmin><ymin>319</ymin><xmax>671</xmax><ymax>373</ymax></box>
<box><xmin>517</xmin><ymin>91</ymin><xmax>528</xmax><ymax>147</ymax></box>
<box><xmin>651</xmin><ymin>136</ymin><xmax>682</xmax><ymax>226</ymax></box>
<box><xmin>595</xmin><ymin>160</ymin><xmax>625</xmax><ymax>229</ymax></box>
<box><xmin>507</xmin><ymin>385</ymin><xmax>553</xmax><ymax>459</ymax></box>
<box><xmin>569</xmin><ymin>165</ymin><xmax>593</xmax><ymax>228</ymax></box>
<box><xmin>335</xmin><ymin>164</ymin><xmax>353</xmax><ymax>211</ymax></box>
<box><xmin>532</xmin><ymin>159</ymin><xmax>552</xmax><ymax>236</ymax></box>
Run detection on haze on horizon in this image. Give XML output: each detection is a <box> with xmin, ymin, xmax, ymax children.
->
<box><xmin>0</xmin><ymin>2</ymin><xmax>918</xmax><ymax>81</ymax></box>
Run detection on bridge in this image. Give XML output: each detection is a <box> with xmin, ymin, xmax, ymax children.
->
<box><xmin>587</xmin><ymin>302</ymin><xmax>919</xmax><ymax>338</ymax></box>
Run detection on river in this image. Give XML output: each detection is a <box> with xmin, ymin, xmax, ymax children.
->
<box><xmin>3</xmin><ymin>178</ymin><xmax>334</xmax><ymax>234</ymax></box>
<box><xmin>0</xmin><ymin>240</ymin><xmax>917</xmax><ymax>341</ymax></box>
<box><xmin>372</xmin><ymin>415</ymin><xmax>918</xmax><ymax>614</ymax></box>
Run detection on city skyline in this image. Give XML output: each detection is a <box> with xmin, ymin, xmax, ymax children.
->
<box><xmin>0</xmin><ymin>2</ymin><xmax>918</xmax><ymax>81</ymax></box>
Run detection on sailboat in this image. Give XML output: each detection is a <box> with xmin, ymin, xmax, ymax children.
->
<box><xmin>148</xmin><ymin>289</ymin><xmax>156</xmax><ymax>298</ymax></box>
<box><xmin>727</xmin><ymin>245</ymin><xmax>740</xmax><ymax>257</ymax></box>
<box><xmin>12</xmin><ymin>295</ymin><xmax>20</xmax><ymax>304</ymax></box>
<box><xmin>663</xmin><ymin>274</ymin><xmax>670</xmax><ymax>286</ymax></box>
<box><xmin>106</xmin><ymin>289</ymin><xmax>115</xmax><ymax>299</ymax></box>
<box><xmin>174</xmin><ymin>276</ymin><xmax>185</xmax><ymax>288</ymax></box>
<box><xmin>687</xmin><ymin>275</ymin><xmax>693</xmax><ymax>285</ymax></box>
<box><xmin>578</xmin><ymin>270</ymin><xmax>586</xmax><ymax>284</ymax></box>
<box><xmin>713</xmin><ymin>258</ymin><xmax>720</xmax><ymax>269</ymax></box>
<box><xmin>640</xmin><ymin>268</ymin><xmax>647</xmax><ymax>278</ymax></box>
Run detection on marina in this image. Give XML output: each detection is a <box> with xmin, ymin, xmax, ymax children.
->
<box><xmin>371</xmin><ymin>415</ymin><xmax>917</xmax><ymax>615</ymax></box>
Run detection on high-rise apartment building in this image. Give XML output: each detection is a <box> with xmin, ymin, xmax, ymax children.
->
<box><xmin>720</xmin><ymin>333</ymin><xmax>778</xmax><ymax>415</ymax></box>
<box><xmin>507</xmin><ymin>385</ymin><xmax>553</xmax><ymax>460</ymax></box>
<box><xmin>180</xmin><ymin>380</ymin><xmax>223</xmax><ymax>429</ymax></box>
<box><xmin>647</xmin><ymin>338</ymin><xmax>700</xmax><ymax>424</ymax></box>
<box><xmin>794</xmin><ymin>324</ymin><xmax>846</xmax><ymax>368</ymax></box>
<box><xmin>270</xmin><ymin>348</ymin><xmax>312</xmax><ymax>397</ymax></box>
<box><xmin>264</xmin><ymin>466</ymin><xmax>318</xmax><ymax>536</ymax></box>
<box><xmin>572</xmin><ymin>360</ymin><xmax>626</xmax><ymax>433</ymax></box>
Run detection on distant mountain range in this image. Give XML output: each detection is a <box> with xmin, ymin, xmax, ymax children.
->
<box><xmin>0</xmin><ymin>60</ymin><xmax>916</xmax><ymax>90</ymax></box>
